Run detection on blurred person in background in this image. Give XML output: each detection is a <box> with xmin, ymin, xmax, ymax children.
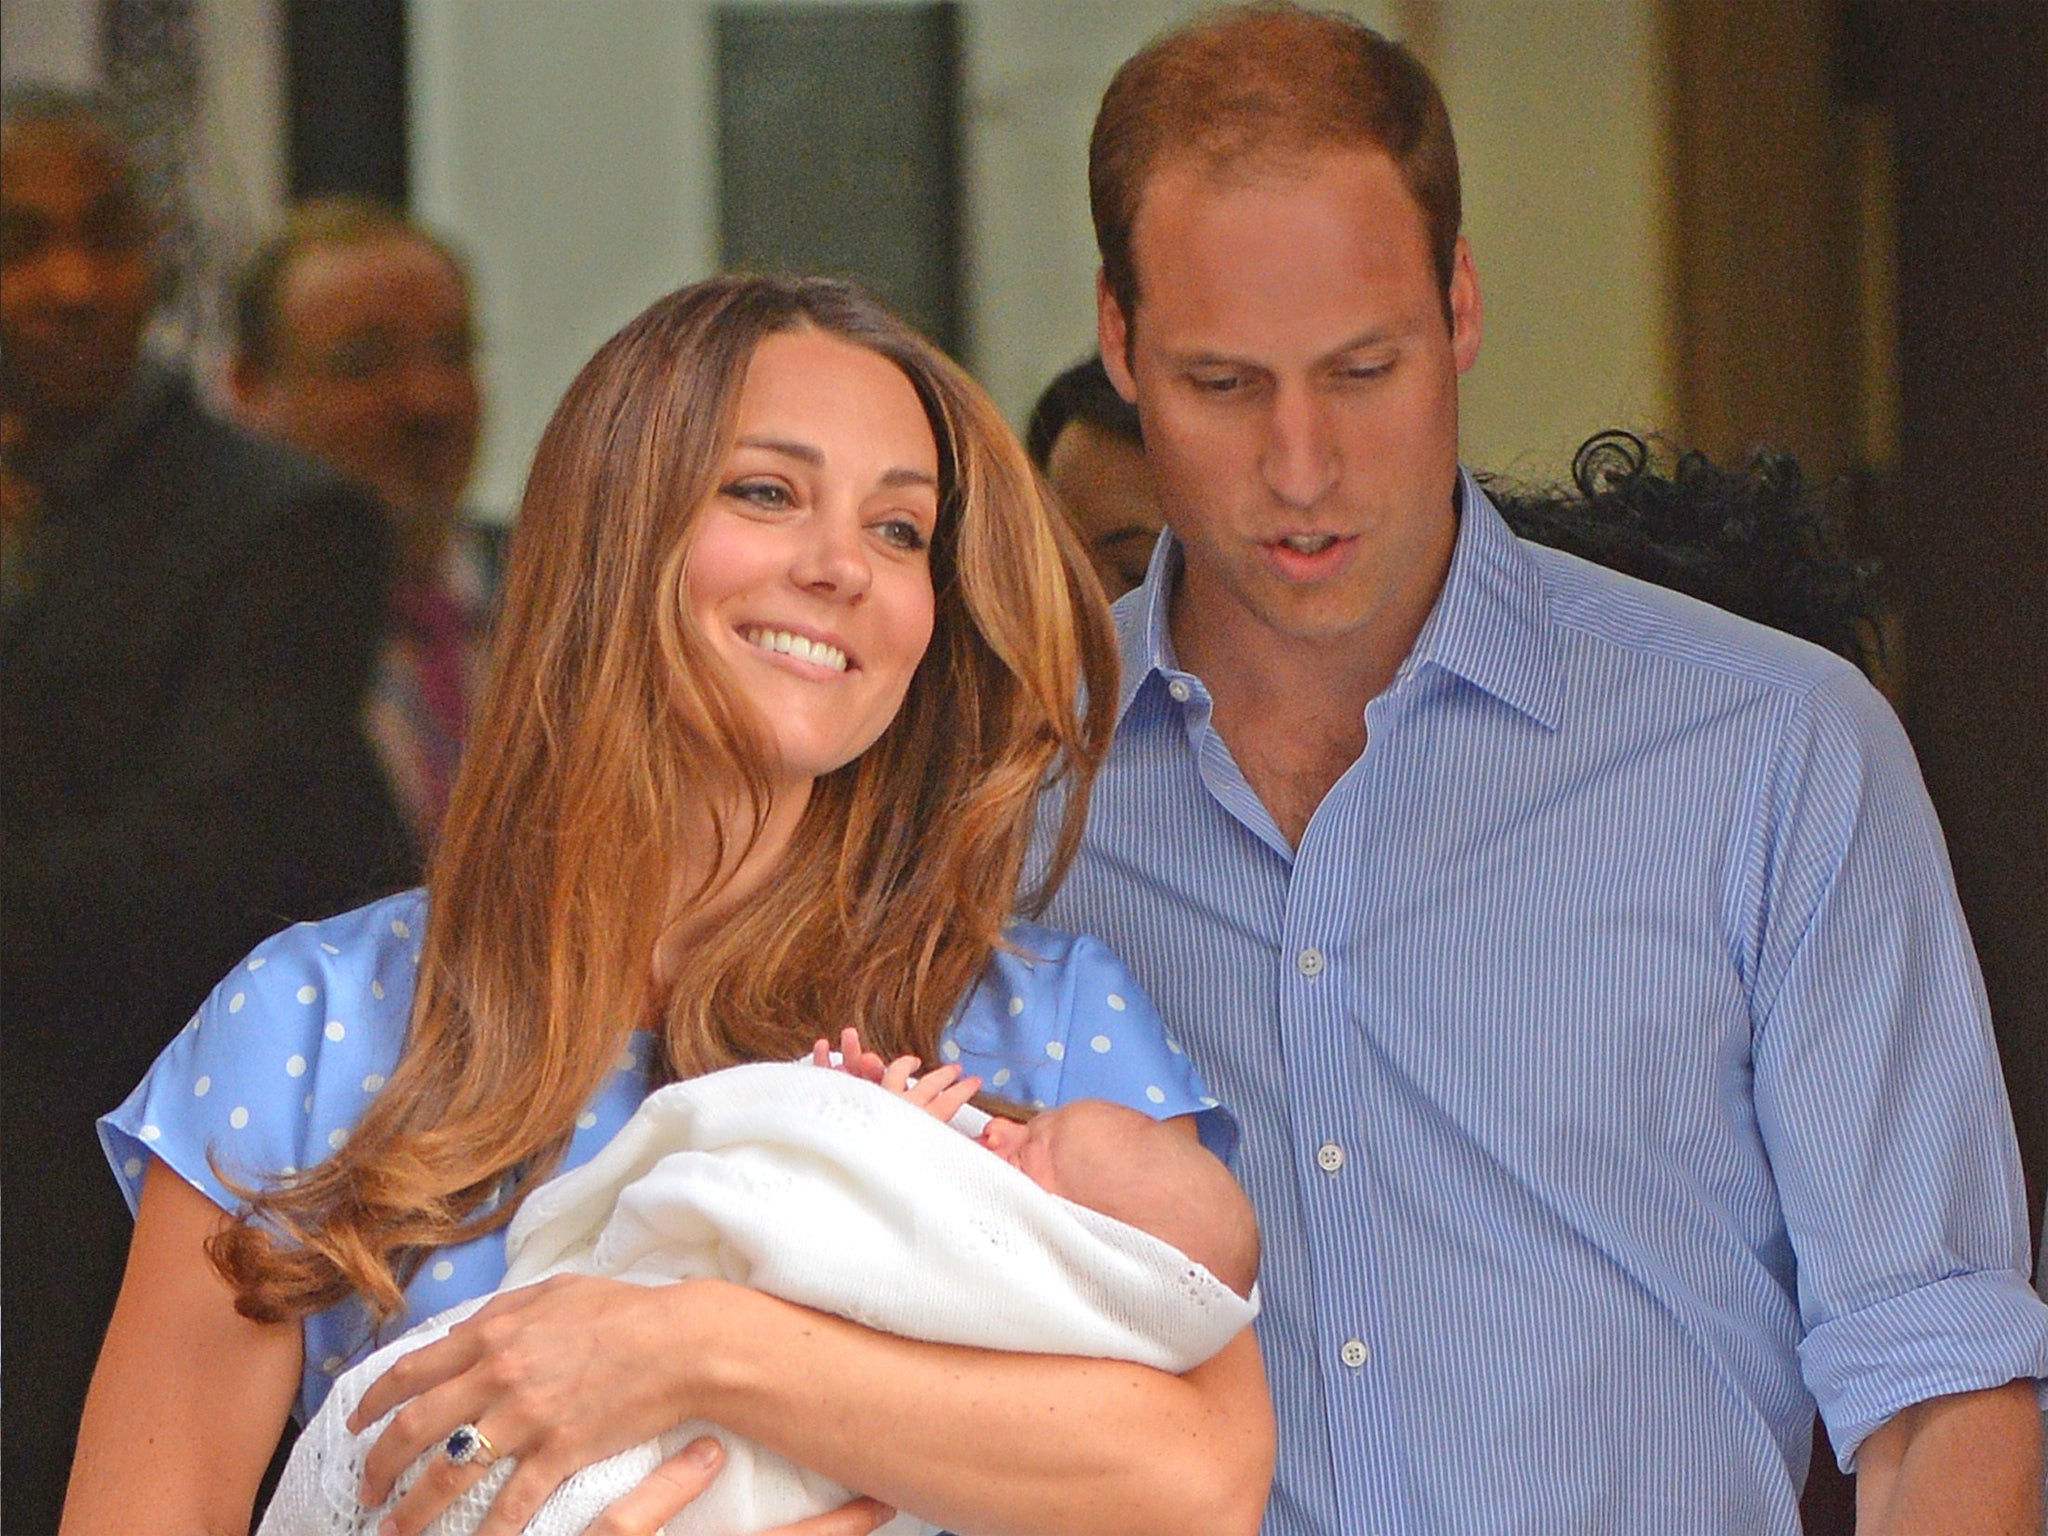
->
<box><xmin>1</xmin><ymin>84</ymin><xmax>411</xmax><ymax>1528</ymax></box>
<box><xmin>1026</xmin><ymin>354</ymin><xmax>1161</xmax><ymax>598</ymax></box>
<box><xmin>230</xmin><ymin>197</ymin><xmax>498</xmax><ymax>855</ymax></box>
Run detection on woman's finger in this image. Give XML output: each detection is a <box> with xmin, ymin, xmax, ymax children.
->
<box><xmin>351</xmin><ymin>1282</ymin><xmax>551</xmax><ymax>1430</ymax></box>
<box><xmin>755</xmin><ymin>1496</ymin><xmax>898</xmax><ymax>1536</ymax></box>
<box><xmin>579</xmin><ymin>1436</ymin><xmax>726</xmax><ymax>1536</ymax></box>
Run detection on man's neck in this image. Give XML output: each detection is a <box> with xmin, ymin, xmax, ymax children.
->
<box><xmin>1168</xmin><ymin>542</ymin><xmax>1450</xmax><ymax>848</ymax></box>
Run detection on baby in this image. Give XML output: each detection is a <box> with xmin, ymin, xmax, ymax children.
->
<box><xmin>816</xmin><ymin>1026</ymin><xmax>1260</xmax><ymax>1301</ymax></box>
<box><xmin>261</xmin><ymin>1034</ymin><xmax>1259</xmax><ymax>1536</ymax></box>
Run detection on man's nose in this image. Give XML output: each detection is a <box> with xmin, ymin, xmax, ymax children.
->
<box><xmin>1259</xmin><ymin>381</ymin><xmax>1340</xmax><ymax>509</ymax></box>
<box><xmin>39</xmin><ymin>241</ymin><xmax>107</xmax><ymax>309</ymax></box>
<box><xmin>790</xmin><ymin>509</ymin><xmax>872</xmax><ymax>600</ymax></box>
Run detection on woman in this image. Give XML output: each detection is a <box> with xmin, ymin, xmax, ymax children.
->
<box><xmin>66</xmin><ymin>277</ymin><xmax>1271</xmax><ymax>1536</ymax></box>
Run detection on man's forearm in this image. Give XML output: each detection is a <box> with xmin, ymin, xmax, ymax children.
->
<box><xmin>1854</xmin><ymin>1380</ymin><xmax>2043</xmax><ymax>1536</ymax></box>
<box><xmin>678</xmin><ymin>1278</ymin><xmax>1274</xmax><ymax>1536</ymax></box>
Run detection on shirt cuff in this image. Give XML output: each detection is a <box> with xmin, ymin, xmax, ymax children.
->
<box><xmin>1799</xmin><ymin>1266</ymin><xmax>2048</xmax><ymax>1468</ymax></box>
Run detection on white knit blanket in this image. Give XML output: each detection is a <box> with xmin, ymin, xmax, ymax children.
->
<box><xmin>260</xmin><ymin>1062</ymin><xmax>1257</xmax><ymax>1536</ymax></box>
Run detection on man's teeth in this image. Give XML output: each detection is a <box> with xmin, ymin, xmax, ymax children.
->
<box><xmin>1280</xmin><ymin>533</ymin><xmax>1339</xmax><ymax>554</ymax></box>
<box><xmin>741</xmin><ymin>627</ymin><xmax>848</xmax><ymax>672</ymax></box>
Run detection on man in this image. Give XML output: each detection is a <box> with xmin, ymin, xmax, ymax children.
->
<box><xmin>1027</xmin><ymin>354</ymin><xmax>1163</xmax><ymax>597</ymax></box>
<box><xmin>1040</xmin><ymin>9</ymin><xmax>2048</xmax><ymax>1533</ymax></box>
<box><xmin>1</xmin><ymin>87</ymin><xmax>411</xmax><ymax>1525</ymax></box>
<box><xmin>229</xmin><ymin>197</ymin><xmax>494</xmax><ymax>852</ymax></box>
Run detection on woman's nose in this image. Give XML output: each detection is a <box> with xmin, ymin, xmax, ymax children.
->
<box><xmin>790</xmin><ymin>509</ymin><xmax>872</xmax><ymax>599</ymax></box>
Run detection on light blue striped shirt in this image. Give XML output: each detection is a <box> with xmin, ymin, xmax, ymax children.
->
<box><xmin>1040</xmin><ymin>472</ymin><xmax>2048</xmax><ymax>1534</ymax></box>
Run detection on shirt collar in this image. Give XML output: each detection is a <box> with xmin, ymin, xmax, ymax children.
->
<box><xmin>1114</xmin><ymin>467</ymin><xmax>1563</xmax><ymax>730</ymax></box>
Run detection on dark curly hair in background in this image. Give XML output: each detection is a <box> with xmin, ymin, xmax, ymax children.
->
<box><xmin>1484</xmin><ymin>431</ymin><xmax>1883</xmax><ymax>679</ymax></box>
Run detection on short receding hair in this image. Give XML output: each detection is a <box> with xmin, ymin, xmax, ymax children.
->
<box><xmin>232</xmin><ymin>194</ymin><xmax>470</xmax><ymax>373</ymax></box>
<box><xmin>1090</xmin><ymin>3</ymin><xmax>1460</xmax><ymax>330</ymax></box>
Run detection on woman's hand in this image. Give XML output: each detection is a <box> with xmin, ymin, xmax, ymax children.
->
<box><xmin>351</xmin><ymin>1272</ymin><xmax>741</xmax><ymax>1536</ymax></box>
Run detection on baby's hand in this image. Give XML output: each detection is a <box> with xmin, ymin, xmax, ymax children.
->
<box><xmin>810</xmin><ymin>1028</ymin><xmax>981</xmax><ymax>1124</ymax></box>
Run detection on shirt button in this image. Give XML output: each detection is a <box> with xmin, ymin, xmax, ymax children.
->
<box><xmin>1167</xmin><ymin>678</ymin><xmax>1192</xmax><ymax>703</ymax></box>
<box><xmin>1339</xmin><ymin>1338</ymin><xmax>1369</xmax><ymax>1369</ymax></box>
<box><xmin>1316</xmin><ymin>1141</ymin><xmax>1345</xmax><ymax>1173</ymax></box>
<box><xmin>1296</xmin><ymin>946</ymin><xmax>1325</xmax><ymax>978</ymax></box>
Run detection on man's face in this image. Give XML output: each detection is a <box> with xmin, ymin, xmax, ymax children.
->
<box><xmin>0</xmin><ymin>121</ymin><xmax>155</xmax><ymax>436</ymax></box>
<box><xmin>238</xmin><ymin>233</ymin><xmax>481</xmax><ymax>552</ymax></box>
<box><xmin>1045</xmin><ymin>419</ymin><xmax>1162</xmax><ymax>598</ymax></box>
<box><xmin>1099</xmin><ymin>147</ymin><xmax>1480</xmax><ymax>656</ymax></box>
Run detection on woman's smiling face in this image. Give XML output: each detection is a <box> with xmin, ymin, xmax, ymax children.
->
<box><xmin>685</xmin><ymin>327</ymin><xmax>942</xmax><ymax>794</ymax></box>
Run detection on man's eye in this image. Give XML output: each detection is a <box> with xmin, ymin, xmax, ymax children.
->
<box><xmin>0</xmin><ymin>213</ymin><xmax>51</xmax><ymax>266</ymax></box>
<box><xmin>873</xmin><ymin>516</ymin><xmax>928</xmax><ymax>552</ymax></box>
<box><xmin>1188</xmin><ymin>373</ymin><xmax>1245</xmax><ymax>395</ymax></box>
<box><xmin>1337</xmin><ymin>360</ymin><xmax>1394</xmax><ymax>383</ymax></box>
<box><xmin>326</xmin><ymin>337</ymin><xmax>397</xmax><ymax>382</ymax></box>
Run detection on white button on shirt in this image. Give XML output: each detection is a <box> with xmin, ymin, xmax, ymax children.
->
<box><xmin>1167</xmin><ymin>678</ymin><xmax>1193</xmax><ymax>703</ymax></box>
<box><xmin>1340</xmin><ymin>1338</ymin><xmax>1369</xmax><ymax>1369</ymax></box>
<box><xmin>1317</xmin><ymin>1141</ymin><xmax>1346</xmax><ymax>1173</ymax></box>
<box><xmin>1296</xmin><ymin>946</ymin><xmax>1325</xmax><ymax>978</ymax></box>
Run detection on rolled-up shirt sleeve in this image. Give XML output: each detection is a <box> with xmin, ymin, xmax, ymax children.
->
<box><xmin>1748</xmin><ymin>669</ymin><xmax>2048</xmax><ymax>1466</ymax></box>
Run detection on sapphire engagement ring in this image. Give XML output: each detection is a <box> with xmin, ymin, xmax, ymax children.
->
<box><xmin>444</xmin><ymin>1422</ymin><xmax>499</xmax><ymax>1469</ymax></box>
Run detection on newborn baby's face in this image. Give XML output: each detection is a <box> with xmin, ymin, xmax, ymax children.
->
<box><xmin>978</xmin><ymin>1112</ymin><xmax>1064</xmax><ymax>1193</ymax></box>
<box><xmin>976</xmin><ymin>1099</ymin><xmax>1167</xmax><ymax>1198</ymax></box>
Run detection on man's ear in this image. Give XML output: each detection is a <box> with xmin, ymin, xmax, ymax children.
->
<box><xmin>1096</xmin><ymin>271</ymin><xmax>1138</xmax><ymax>403</ymax></box>
<box><xmin>1448</xmin><ymin>236</ymin><xmax>1482</xmax><ymax>375</ymax></box>
<box><xmin>224</xmin><ymin>356</ymin><xmax>274</xmax><ymax>427</ymax></box>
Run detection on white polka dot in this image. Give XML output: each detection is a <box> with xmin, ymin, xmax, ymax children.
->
<box><xmin>1008</xmin><ymin>996</ymin><xmax>1024</xmax><ymax>1016</ymax></box>
<box><xmin>286</xmin><ymin>1054</ymin><xmax>307</xmax><ymax>1078</ymax></box>
<box><xmin>1145</xmin><ymin>1085</ymin><xmax>1166</xmax><ymax>1104</ymax></box>
<box><xmin>371</xmin><ymin>979</ymin><xmax>385</xmax><ymax>1001</ymax></box>
<box><xmin>247</xmin><ymin>956</ymin><xmax>266</xmax><ymax>972</ymax></box>
<box><xmin>228</xmin><ymin>991</ymin><xmax>246</xmax><ymax>1013</ymax></box>
<box><xmin>361</xmin><ymin>1073</ymin><xmax>385</xmax><ymax>1093</ymax></box>
<box><xmin>1107</xmin><ymin>993</ymin><xmax>1127</xmax><ymax>1011</ymax></box>
<box><xmin>122</xmin><ymin>1156</ymin><xmax>143</xmax><ymax>1178</ymax></box>
<box><xmin>139</xmin><ymin>1124</ymin><xmax>161</xmax><ymax>1143</ymax></box>
<box><xmin>1166</xmin><ymin>1038</ymin><xmax>1183</xmax><ymax>1055</ymax></box>
<box><xmin>325</xmin><ymin>1020</ymin><xmax>346</xmax><ymax>1042</ymax></box>
<box><xmin>193</xmin><ymin>1075</ymin><xmax>211</xmax><ymax>1097</ymax></box>
<box><xmin>327</xmin><ymin>1127</ymin><xmax>347</xmax><ymax>1149</ymax></box>
<box><xmin>183</xmin><ymin>1013</ymin><xmax>200</xmax><ymax>1034</ymax></box>
<box><xmin>1031</xmin><ymin>1099</ymin><xmax>1046</xmax><ymax>1110</ymax></box>
<box><xmin>992</xmin><ymin>1068</ymin><xmax>1011</xmax><ymax>1087</ymax></box>
<box><xmin>303</xmin><ymin>1094</ymin><xmax>315</xmax><ymax>1113</ymax></box>
<box><xmin>1199</xmin><ymin>1096</ymin><xmax>1219</xmax><ymax>1109</ymax></box>
<box><xmin>296</xmin><ymin>985</ymin><xmax>317</xmax><ymax>1005</ymax></box>
<box><xmin>281</xmin><ymin>1164</ymin><xmax>297</xmax><ymax>1176</ymax></box>
<box><xmin>320</xmin><ymin>942</ymin><xmax>339</xmax><ymax>955</ymax></box>
<box><xmin>1090</xmin><ymin>1034</ymin><xmax>1112</xmax><ymax>1054</ymax></box>
<box><xmin>229</xmin><ymin>1106</ymin><xmax>250</xmax><ymax>1129</ymax></box>
<box><xmin>940</xmin><ymin>1039</ymin><xmax>961</xmax><ymax>1061</ymax></box>
<box><xmin>322</xmin><ymin>1355</ymin><xmax>344</xmax><ymax>1375</ymax></box>
<box><xmin>1045</xmin><ymin>1041</ymin><xmax>1065</xmax><ymax>1061</ymax></box>
<box><xmin>391</xmin><ymin>918</ymin><xmax>411</xmax><ymax>938</ymax></box>
<box><xmin>615</xmin><ymin>1048</ymin><xmax>636</xmax><ymax>1073</ymax></box>
<box><xmin>431</xmin><ymin>1259</ymin><xmax>455</xmax><ymax>1282</ymax></box>
<box><xmin>576</xmin><ymin>1110</ymin><xmax>598</xmax><ymax>1130</ymax></box>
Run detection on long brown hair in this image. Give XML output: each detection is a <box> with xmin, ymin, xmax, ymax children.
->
<box><xmin>214</xmin><ymin>276</ymin><xmax>1117</xmax><ymax>1323</ymax></box>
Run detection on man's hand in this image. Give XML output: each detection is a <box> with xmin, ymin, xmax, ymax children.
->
<box><xmin>1854</xmin><ymin>1379</ymin><xmax>2042</xmax><ymax>1535</ymax></box>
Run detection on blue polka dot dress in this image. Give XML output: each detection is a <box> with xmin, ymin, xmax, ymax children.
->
<box><xmin>99</xmin><ymin>889</ymin><xmax>1227</xmax><ymax>1422</ymax></box>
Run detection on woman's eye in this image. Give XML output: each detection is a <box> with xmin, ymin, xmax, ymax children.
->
<box><xmin>723</xmin><ymin>479</ymin><xmax>792</xmax><ymax>510</ymax></box>
<box><xmin>873</xmin><ymin>516</ymin><xmax>929</xmax><ymax>553</ymax></box>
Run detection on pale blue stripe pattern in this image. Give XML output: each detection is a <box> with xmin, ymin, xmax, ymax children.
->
<box><xmin>1039</xmin><ymin>472</ymin><xmax>2048</xmax><ymax>1535</ymax></box>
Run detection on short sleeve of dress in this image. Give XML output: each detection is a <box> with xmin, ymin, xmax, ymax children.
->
<box><xmin>945</xmin><ymin>921</ymin><xmax>1238</xmax><ymax>1164</ymax></box>
<box><xmin>99</xmin><ymin>890</ymin><xmax>425</xmax><ymax>1217</ymax></box>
